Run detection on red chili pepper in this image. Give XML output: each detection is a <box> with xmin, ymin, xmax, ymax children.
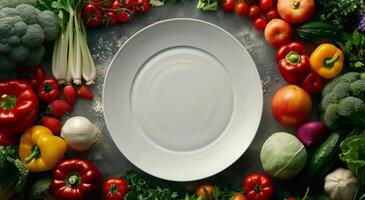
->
<box><xmin>103</xmin><ymin>178</ymin><xmax>128</xmax><ymax>200</ymax></box>
<box><xmin>52</xmin><ymin>159</ymin><xmax>103</xmax><ymax>200</ymax></box>
<box><xmin>37</xmin><ymin>78</ymin><xmax>59</xmax><ymax>102</ymax></box>
<box><xmin>0</xmin><ymin>79</ymin><xmax>38</xmax><ymax>135</ymax></box>
<box><xmin>243</xmin><ymin>173</ymin><xmax>273</xmax><ymax>200</ymax></box>
<box><xmin>301</xmin><ymin>72</ymin><xmax>325</xmax><ymax>95</ymax></box>
<box><xmin>18</xmin><ymin>66</ymin><xmax>46</xmax><ymax>88</ymax></box>
<box><xmin>276</xmin><ymin>42</ymin><xmax>311</xmax><ymax>85</ymax></box>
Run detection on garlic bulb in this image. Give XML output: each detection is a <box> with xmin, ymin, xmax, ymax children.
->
<box><xmin>61</xmin><ymin>116</ymin><xmax>98</xmax><ymax>151</ymax></box>
<box><xmin>324</xmin><ymin>168</ymin><xmax>358</xmax><ymax>200</ymax></box>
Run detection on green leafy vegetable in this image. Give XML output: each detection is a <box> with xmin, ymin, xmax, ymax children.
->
<box><xmin>30</xmin><ymin>177</ymin><xmax>56</xmax><ymax>200</ymax></box>
<box><xmin>339</xmin><ymin>31</ymin><xmax>365</xmax><ymax>69</ymax></box>
<box><xmin>316</xmin><ymin>0</ymin><xmax>365</xmax><ymax>31</ymax></box>
<box><xmin>340</xmin><ymin>132</ymin><xmax>365</xmax><ymax>183</ymax></box>
<box><xmin>150</xmin><ymin>0</ymin><xmax>186</xmax><ymax>7</ymax></box>
<box><xmin>0</xmin><ymin>145</ymin><xmax>29</xmax><ymax>199</ymax></box>
<box><xmin>196</xmin><ymin>0</ymin><xmax>218</xmax><ymax>11</ymax></box>
<box><xmin>124</xmin><ymin>171</ymin><xmax>179</xmax><ymax>200</ymax></box>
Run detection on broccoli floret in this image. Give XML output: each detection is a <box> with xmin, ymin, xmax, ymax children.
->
<box><xmin>9</xmin><ymin>45</ymin><xmax>29</xmax><ymax>62</ymax></box>
<box><xmin>7</xmin><ymin>35</ymin><xmax>21</xmax><ymax>46</ymax></box>
<box><xmin>25</xmin><ymin>45</ymin><xmax>44</xmax><ymax>66</ymax></box>
<box><xmin>0</xmin><ymin>7</ymin><xmax>20</xmax><ymax>19</ymax></box>
<box><xmin>0</xmin><ymin>0</ymin><xmax>37</xmax><ymax>8</ymax></box>
<box><xmin>350</xmin><ymin>80</ymin><xmax>365</xmax><ymax>98</ymax></box>
<box><xmin>22</xmin><ymin>24</ymin><xmax>44</xmax><ymax>48</ymax></box>
<box><xmin>37</xmin><ymin>10</ymin><xmax>59</xmax><ymax>41</ymax></box>
<box><xmin>15</xmin><ymin>4</ymin><xmax>39</xmax><ymax>25</ymax></box>
<box><xmin>323</xmin><ymin>104</ymin><xmax>341</xmax><ymax>130</ymax></box>
<box><xmin>12</xmin><ymin>21</ymin><xmax>27</xmax><ymax>36</ymax></box>
<box><xmin>0</xmin><ymin>16</ymin><xmax>23</xmax><ymax>38</ymax></box>
<box><xmin>320</xmin><ymin>72</ymin><xmax>365</xmax><ymax>130</ymax></box>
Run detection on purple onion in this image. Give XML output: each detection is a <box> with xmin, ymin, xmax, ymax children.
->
<box><xmin>296</xmin><ymin>121</ymin><xmax>328</xmax><ymax>147</ymax></box>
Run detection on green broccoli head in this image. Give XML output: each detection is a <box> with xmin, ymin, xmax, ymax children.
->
<box><xmin>15</xmin><ymin>4</ymin><xmax>39</xmax><ymax>25</ymax></box>
<box><xmin>22</xmin><ymin>24</ymin><xmax>44</xmax><ymax>48</ymax></box>
<box><xmin>37</xmin><ymin>10</ymin><xmax>60</xmax><ymax>41</ymax></box>
<box><xmin>9</xmin><ymin>45</ymin><xmax>29</xmax><ymax>62</ymax></box>
<box><xmin>0</xmin><ymin>54</ymin><xmax>16</xmax><ymax>71</ymax></box>
<box><xmin>0</xmin><ymin>0</ymin><xmax>37</xmax><ymax>8</ymax></box>
<box><xmin>320</xmin><ymin>72</ymin><xmax>365</xmax><ymax>130</ymax></box>
<box><xmin>25</xmin><ymin>45</ymin><xmax>44</xmax><ymax>66</ymax></box>
<box><xmin>0</xmin><ymin>7</ymin><xmax>20</xmax><ymax>19</ymax></box>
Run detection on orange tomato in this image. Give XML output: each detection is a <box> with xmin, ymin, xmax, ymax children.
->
<box><xmin>232</xmin><ymin>193</ymin><xmax>248</xmax><ymax>200</ymax></box>
<box><xmin>272</xmin><ymin>85</ymin><xmax>312</xmax><ymax>126</ymax></box>
<box><xmin>196</xmin><ymin>183</ymin><xmax>215</xmax><ymax>198</ymax></box>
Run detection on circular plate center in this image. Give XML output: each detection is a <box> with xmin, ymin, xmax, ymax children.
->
<box><xmin>131</xmin><ymin>46</ymin><xmax>234</xmax><ymax>152</ymax></box>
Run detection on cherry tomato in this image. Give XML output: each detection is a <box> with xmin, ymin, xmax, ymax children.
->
<box><xmin>82</xmin><ymin>4</ymin><xmax>104</xmax><ymax>27</ymax></box>
<box><xmin>232</xmin><ymin>193</ymin><xmax>248</xmax><ymax>200</ymax></box>
<box><xmin>196</xmin><ymin>184</ymin><xmax>215</xmax><ymax>198</ymax></box>
<box><xmin>254</xmin><ymin>17</ymin><xmax>267</xmax><ymax>30</ymax></box>
<box><xmin>103</xmin><ymin>178</ymin><xmax>128</xmax><ymax>200</ymax></box>
<box><xmin>247</xmin><ymin>5</ymin><xmax>261</xmax><ymax>19</ymax></box>
<box><xmin>265</xmin><ymin>9</ymin><xmax>279</xmax><ymax>21</ymax></box>
<box><xmin>125</xmin><ymin>0</ymin><xmax>138</xmax><ymax>12</ymax></box>
<box><xmin>244</xmin><ymin>173</ymin><xmax>273</xmax><ymax>200</ymax></box>
<box><xmin>112</xmin><ymin>0</ymin><xmax>121</xmax><ymax>9</ymax></box>
<box><xmin>259</xmin><ymin>0</ymin><xmax>273</xmax><ymax>11</ymax></box>
<box><xmin>272</xmin><ymin>85</ymin><xmax>312</xmax><ymax>126</ymax></box>
<box><xmin>245</xmin><ymin>0</ymin><xmax>257</xmax><ymax>4</ymax></box>
<box><xmin>136</xmin><ymin>0</ymin><xmax>149</xmax><ymax>13</ymax></box>
<box><xmin>234</xmin><ymin>1</ymin><xmax>249</xmax><ymax>16</ymax></box>
<box><xmin>222</xmin><ymin>0</ymin><xmax>235</xmax><ymax>11</ymax></box>
<box><xmin>106</xmin><ymin>11</ymin><xmax>118</xmax><ymax>26</ymax></box>
<box><xmin>90</xmin><ymin>0</ymin><xmax>113</xmax><ymax>8</ymax></box>
<box><xmin>117</xmin><ymin>11</ymin><xmax>131</xmax><ymax>23</ymax></box>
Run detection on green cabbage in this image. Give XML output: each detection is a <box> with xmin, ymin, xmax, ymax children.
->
<box><xmin>260</xmin><ymin>132</ymin><xmax>307</xmax><ymax>179</ymax></box>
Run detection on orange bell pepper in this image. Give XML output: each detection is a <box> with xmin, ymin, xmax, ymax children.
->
<box><xmin>310</xmin><ymin>43</ymin><xmax>344</xmax><ymax>79</ymax></box>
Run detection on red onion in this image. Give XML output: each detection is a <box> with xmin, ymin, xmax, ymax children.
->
<box><xmin>296</xmin><ymin>121</ymin><xmax>328</xmax><ymax>147</ymax></box>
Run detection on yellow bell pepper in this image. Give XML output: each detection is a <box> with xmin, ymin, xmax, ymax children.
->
<box><xmin>310</xmin><ymin>43</ymin><xmax>344</xmax><ymax>79</ymax></box>
<box><xmin>19</xmin><ymin>125</ymin><xmax>67</xmax><ymax>172</ymax></box>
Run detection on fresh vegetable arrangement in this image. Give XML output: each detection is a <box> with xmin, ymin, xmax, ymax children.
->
<box><xmin>0</xmin><ymin>0</ymin><xmax>364</xmax><ymax>199</ymax></box>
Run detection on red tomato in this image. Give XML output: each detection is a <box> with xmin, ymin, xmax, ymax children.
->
<box><xmin>103</xmin><ymin>178</ymin><xmax>128</xmax><ymax>200</ymax></box>
<box><xmin>272</xmin><ymin>85</ymin><xmax>312</xmax><ymax>126</ymax></box>
<box><xmin>106</xmin><ymin>11</ymin><xmax>118</xmax><ymax>26</ymax></box>
<box><xmin>259</xmin><ymin>0</ymin><xmax>273</xmax><ymax>11</ymax></box>
<box><xmin>247</xmin><ymin>5</ymin><xmax>261</xmax><ymax>19</ymax></box>
<box><xmin>136</xmin><ymin>0</ymin><xmax>149</xmax><ymax>13</ymax></box>
<box><xmin>82</xmin><ymin>4</ymin><xmax>105</xmax><ymax>27</ymax></box>
<box><xmin>235</xmin><ymin>1</ymin><xmax>249</xmax><ymax>16</ymax></box>
<box><xmin>254</xmin><ymin>17</ymin><xmax>267</xmax><ymax>30</ymax></box>
<box><xmin>244</xmin><ymin>173</ymin><xmax>273</xmax><ymax>200</ymax></box>
<box><xmin>265</xmin><ymin>9</ymin><xmax>279</xmax><ymax>21</ymax></box>
<box><xmin>277</xmin><ymin>0</ymin><xmax>315</xmax><ymax>24</ymax></box>
<box><xmin>112</xmin><ymin>0</ymin><xmax>121</xmax><ymax>9</ymax></box>
<box><xmin>117</xmin><ymin>11</ymin><xmax>131</xmax><ymax>23</ymax></box>
<box><xmin>264</xmin><ymin>18</ymin><xmax>292</xmax><ymax>48</ymax></box>
<box><xmin>222</xmin><ymin>0</ymin><xmax>235</xmax><ymax>11</ymax></box>
<box><xmin>232</xmin><ymin>193</ymin><xmax>248</xmax><ymax>200</ymax></box>
<box><xmin>90</xmin><ymin>0</ymin><xmax>113</xmax><ymax>8</ymax></box>
<box><xmin>196</xmin><ymin>184</ymin><xmax>215</xmax><ymax>198</ymax></box>
<box><xmin>125</xmin><ymin>0</ymin><xmax>138</xmax><ymax>12</ymax></box>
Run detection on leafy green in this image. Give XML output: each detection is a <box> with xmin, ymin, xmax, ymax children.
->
<box><xmin>30</xmin><ymin>177</ymin><xmax>56</xmax><ymax>200</ymax></box>
<box><xmin>124</xmin><ymin>171</ymin><xmax>179</xmax><ymax>200</ymax></box>
<box><xmin>0</xmin><ymin>145</ymin><xmax>29</xmax><ymax>199</ymax></box>
<box><xmin>339</xmin><ymin>31</ymin><xmax>365</xmax><ymax>70</ymax></box>
<box><xmin>150</xmin><ymin>0</ymin><xmax>186</xmax><ymax>7</ymax></box>
<box><xmin>196</xmin><ymin>0</ymin><xmax>218</xmax><ymax>11</ymax></box>
<box><xmin>316</xmin><ymin>0</ymin><xmax>365</xmax><ymax>31</ymax></box>
<box><xmin>340</xmin><ymin>132</ymin><xmax>365</xmax><ymax>183</ymax></box>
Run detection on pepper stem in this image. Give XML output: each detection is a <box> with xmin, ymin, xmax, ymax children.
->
<box><xmin>0</xmin><ymin>94</ymin><xmax>17</xmax><ymax>110</ymax></box>
<box><xmin>110</xmin><ymin>184</ymin><xmax>119</xmax><ymax>195</ymax></box>
<box><xmin>24</xmin><ymin>144</ymin><xmax>41</xmax><ymax>164</ymax></box>
<box><xmin>43</xmin><ymin>83</ymin><xmax>53</xmax><ymax>93</ymax></box>
<box><xmin>66</xmin><ymin>172</ymin><xmax>81</xmax><ymax>188</ymax></box>
<box><xmin>285</xmin><ymin>51</ymin><xmax>301</xmax><ymax>65</ymax></box>
<box><xmin>323</xmin><ymin>54</ymin><xmax>339</xmax><ymax>68</ymax></box>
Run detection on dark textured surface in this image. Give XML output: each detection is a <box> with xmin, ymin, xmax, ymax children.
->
<box><xmin>64</xmin><ymin>1</ymin><xmax>314</xmax><ymax>198</ymax></box>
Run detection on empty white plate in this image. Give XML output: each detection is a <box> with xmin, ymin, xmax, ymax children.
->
<box><xmin>103</xmin><ymin>18</ymin><xmax>263</xmax><ymax>181</ymax></box>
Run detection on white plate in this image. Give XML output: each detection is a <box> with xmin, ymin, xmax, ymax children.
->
<box><xmin>103</xmin><ymin>18</ymin><xmax>263</xmax><ymax>181</ymax></box>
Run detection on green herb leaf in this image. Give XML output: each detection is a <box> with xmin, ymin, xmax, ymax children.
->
<box><xmin>30</xmin><ymin>178</ymin><xmax>52</xmax><ymax>197</ymax></box>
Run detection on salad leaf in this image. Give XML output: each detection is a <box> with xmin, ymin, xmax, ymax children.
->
<box><xmin>339</xmin><ymin>31</ymin><xmax>365</xmax><ymax>70</ymax></box>
<box><xmin>196</xmin><ymin>0</ymin><xmax>218</xmax><ymax>11</ymax></box>
<box><xmin>340</xmin><ymin>133</ymin><xmax>365</xmax><ymax>183</ymax></box>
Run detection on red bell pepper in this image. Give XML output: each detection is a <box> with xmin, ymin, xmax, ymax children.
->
<box><xmin>301</xmin><ymin>72</ymin><xmax>325</xmax><ymax>95</ymax></box>
<box><xmin>0</xmin><ymin>132</ymin><xmax>17</xmax><ymax>146</ymax></box>
<box><xmin>52</xmin><ymin>158</ymin><xmax>103</xmax><ymax>200</ymax></box>
<box><xmin>276</xmin><ymin>42</ymin><xmax>311</xmax><ymax>85</ymax></box>
<box><xmin>0</xmin><ymin>79</ymin><xmax>38</xmax><ymax>135</ymax></box>
<box><xmin>37</xmin><ymin>78</ymin><xmax>59</xmax><ymax>102</ymax></box>
<box><xmin>103</xmin><ymin>178</ymin><xmax>128</xmax><ymax>200</ymax></box>
<box><xmin>243</xmin><ymin>173</ymin><xmax>273</xmax><ymax>200</ymax></box>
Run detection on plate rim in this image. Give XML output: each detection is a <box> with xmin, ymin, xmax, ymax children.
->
<box><xmin>102</xmin><ymin>18</ymin><xmax>263</xmax><ymax>181</ymax></box>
